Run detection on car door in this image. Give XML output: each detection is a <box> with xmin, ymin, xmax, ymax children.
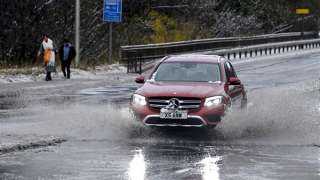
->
<box><xmin>224</xmin><ymin>62</ymin><xmax>244</xmax><ymax>105</ymax></box>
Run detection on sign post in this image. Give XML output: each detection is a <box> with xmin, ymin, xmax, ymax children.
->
<box><xmin>109</xmin><ymin>23</ymin><xmax>113</xmax><ymax>65</ymax></box>
<box><xmin>295</xmin><ymin>8</ymin><xmax>310</xmax><ymax>39</ymax></box>
<box><xmin>75</xmin><ymin>0</ymin><xmax>80</xmax><ymax>67</ymax></box>
<box><xmin>103</xmin><ymin>0</ymin><xmax>122</xmax><ymax>64</ymax></box>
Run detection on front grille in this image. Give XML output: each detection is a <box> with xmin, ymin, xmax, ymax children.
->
<box><xmin>145</xmin><ymin>116</ymin><xmax>204</xmax><ymax>126</ymax></box>
<box><xmin>148</xmin><ymin>97</ymin><xmax>201</xmax><ymax>109</ymax></box>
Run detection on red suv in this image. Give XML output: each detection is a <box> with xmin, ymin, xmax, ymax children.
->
<box><xmin>130</xmin><ymin>55</ymin><xmax>247</xmax><ymax>128</ymax></box>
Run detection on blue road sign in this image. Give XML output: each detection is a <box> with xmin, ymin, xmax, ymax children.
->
<box><xmin>103</xmin><ymin>0</ymin><xmax>122</xmax><ymax>23</ymax></box>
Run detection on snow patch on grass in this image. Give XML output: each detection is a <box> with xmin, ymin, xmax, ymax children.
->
<box><xmin>0</xmin><ymin>64</ymin><xmax>127</xmax><ymax>83</ymax></box>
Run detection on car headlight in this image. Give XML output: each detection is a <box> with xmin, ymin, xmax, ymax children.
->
<box><xmin>132</xmin><ymin>94</ymin><xmax>147</xmax><ymax>106</ymax></box>
<box><xmin>204</xmin><ymin>96</ymin><xmax>223</xmax><ymax>107</ymax></box>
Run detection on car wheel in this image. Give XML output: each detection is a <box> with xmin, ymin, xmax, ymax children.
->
<box><xmin>240</xmin><ymin>98</ymin><xmax>248</xmax><ymax>110</ymax></box>
<box><xmin>208</xmin><ymin>125</ymin><xmax>217</xmax><ymax>129</ymax></box>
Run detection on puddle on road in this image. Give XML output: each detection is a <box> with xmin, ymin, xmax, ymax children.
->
<box><xmin>1</xmin><ymin>79</ymin><xmax>320</xmax><ymax>147</ymax></box>
<box><xmin>125</xmin><ymin>148</ymin><xmax>221</xmax><ymax>180</ymax></box>
<box><xmin>0</xmin><ymin>111</ymin><xmax>10</xmax><ymax>119</ymax></box>
<box><xmin>0</xmin><ymin>90</ymin><xmax>27</xmax><ymax>110</ymax></box>
<box><xmin>36</xmin><ymin>95</ymin><xmax>79</xmax><ymax>107</ymax></box>
<box><xmin>78</xmin><ymin>85</ymin><xmax>137</xmax><ymax>104</ymax></box>
<box><xmin>2</xmin><ymin>81</ymin><xmax>319</xmax><ymax>147</ymax></box>
<box><xmin>79</xmin><ymin>85</ymin><xmax>137</xmax><ymax>96</ymax></box>
<box><xmin>1</xmin><ymin>80</ymin><xmax>320</xmax><ymax>179</ymax></box>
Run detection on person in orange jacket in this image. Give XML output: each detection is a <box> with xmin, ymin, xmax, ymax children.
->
<box><xmin>37</xmin><ymin>34</ymin><xmax>56</xmax><ymax>81</ymax></box>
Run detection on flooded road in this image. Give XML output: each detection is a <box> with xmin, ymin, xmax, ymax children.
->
<box><xmin>0</xmin><ymin>53</ymin><xmax>320</xmax><ymax>180</ymax></box>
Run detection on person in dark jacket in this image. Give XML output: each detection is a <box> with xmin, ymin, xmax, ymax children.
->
<box><xmin>59</xmin><ymin>39</ymin><xmax>76</xmax><ymax>79</ymax></box>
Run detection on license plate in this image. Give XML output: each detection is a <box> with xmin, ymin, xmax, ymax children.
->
<box><xmin>160</xmin><ymin>109</ymin><xmax>188</xmax><ymax>119</ymax></box>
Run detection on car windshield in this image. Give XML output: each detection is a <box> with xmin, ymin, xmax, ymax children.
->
<box><xmin>153</xmin><ymin>62</ymin><xmax>221</xmax><ymax>82</ymax></box>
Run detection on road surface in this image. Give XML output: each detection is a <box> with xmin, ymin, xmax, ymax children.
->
<box><xmin>0</xmin><ymin>51</ymin><xmax>320</xmax><ymax>180</ymax></box>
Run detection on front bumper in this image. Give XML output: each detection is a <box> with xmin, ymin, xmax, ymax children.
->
<box><xmin>143</xmin><ymin>115</ymin><xmax>207</xmax><ymax>127</ymax></box>
<box><xmin>131</xmin><ymin>103</ymin><xmax>226</xmax><ymax>127</ymax></box>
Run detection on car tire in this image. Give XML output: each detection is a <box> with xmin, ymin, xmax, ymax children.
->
<box><xmin>240</xmin><ymin>98</ymin><xmax>247</xmax><ymax>110</ymax></box>
<box><xmin>208</xmin><ymin>125</ymin><xmax>217</xmax><ymax>129</ymax></box>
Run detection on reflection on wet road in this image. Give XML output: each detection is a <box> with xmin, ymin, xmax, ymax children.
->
<box><xmin>0</xmin><ymin>53</ymin><xmax>320</xmax><ymax>179</ymax></box>
<box><xmin>198</xmin><ymin>156</ymin><xmax>220</xmax><ymax>180</ymax></box>
<box><xmin>126</xmin><ymin>145</ymin><xmax>221</xmax><ymax>180</ymax></box>
<box><xmin>128</xmin><ymin>149</ymin><xmax>146</xmax><ymax>180</ymax></box>
<box><xmin>1</xmin><ymin>139</ymin><xmax>319</xmax><ymax>180</ymax></box>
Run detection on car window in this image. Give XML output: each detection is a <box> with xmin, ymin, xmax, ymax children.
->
<box><xmin>153</xmin><ymin>62</ymin><xmax>221</xmax><ymax>82</ymax></box>
<box><xmin>225</xmin><ymin>62</ymin><xmax>237</xmax><ymax>79</ymax></box>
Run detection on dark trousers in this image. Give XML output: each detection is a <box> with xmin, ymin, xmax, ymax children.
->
<box><xmin>46</xmin><ymin>72</ymin><xmax>52</xmax><ymax>81</ymax></box>
<box><xmin>61</xmin><ymin>60</ymin><xmax>71</xmax><ymax>79</ymax></box>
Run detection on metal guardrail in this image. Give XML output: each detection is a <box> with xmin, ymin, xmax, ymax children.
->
<box><xmin>121</xmin><ymin>32</ymin><xmax>319</xmax><ymax>73</ymax></box>
<box><xmin>212</xmin><ymin>38</ymin><xmax>320</xmax><ymax>59</ymax></box>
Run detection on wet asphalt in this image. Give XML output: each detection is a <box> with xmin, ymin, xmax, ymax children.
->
<box><xmin>0</xmin><ymin>52</ymin><xmax>320</xmax><ymax>180</ymax></box>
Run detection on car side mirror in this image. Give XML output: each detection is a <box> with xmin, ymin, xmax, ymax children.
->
<box><xmin>229</xmin><ymin>77</ymin><xmax>241</xmax><ymax>85</ymax></box>
<box><xmin>135</xmin><ymin>76</ymin><xmax>145</xmax><ymax>84</ymax></box>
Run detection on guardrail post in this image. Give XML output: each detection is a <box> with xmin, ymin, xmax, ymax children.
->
<box><xmin>134</xmin><ymin>58</ymin><xmax>137</xmax><ymax>73</ymax></box>
<box><xmin>299</xmin><ymin>44</ymin><xmax>303</xmax><ymax>50</ymax></box>
<box><xmin>139</xmin><ymin>57</ymin><xmax>142</xmax><ymax>74</ymax></box>
<box><xmin>126</xmin><ymin>60</ymin><xmax>129</xmax><ymax>73</ymax></box>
